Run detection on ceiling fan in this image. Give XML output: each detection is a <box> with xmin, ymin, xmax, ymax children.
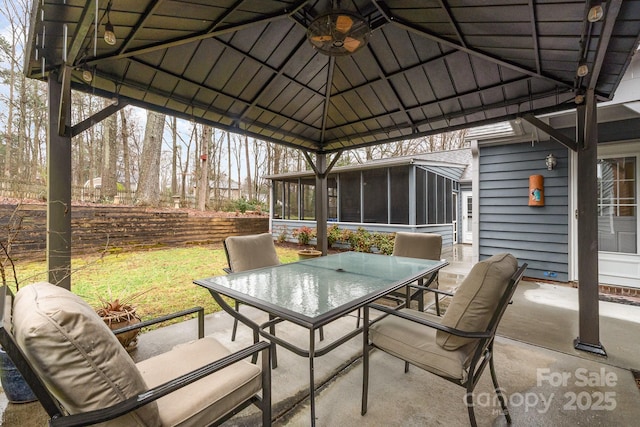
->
<box><xmin>307</xmin><ymin>1</ymin><xmax>370</xmax><ymax>56</ymax></box>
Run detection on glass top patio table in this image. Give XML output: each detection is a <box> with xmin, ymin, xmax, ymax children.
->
<box><xmin>194</xmin><ymin>251</ymin><xmax>448</xmax><ymax>329</ymax></box>
<box><xmin>194</xmin><ymin>251</ymin><xmax>448</xmax><ymax>427</ymax></box>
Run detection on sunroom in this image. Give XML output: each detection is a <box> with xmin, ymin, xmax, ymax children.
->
<box><xmin>268</xmin><ymin>149</ymin><xmax>471</xmax><ymax>248</ymax></box>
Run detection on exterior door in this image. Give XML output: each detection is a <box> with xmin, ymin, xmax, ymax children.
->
<box><xmin>462</xmin><ymin>191</ymin><xmax>473</xmax><ymax>244</ymax></box>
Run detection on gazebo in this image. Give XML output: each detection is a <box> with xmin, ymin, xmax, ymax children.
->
<box><xmin>24</xmin><ymin>0</ymin><xmax>640</xmax><ymax>355</ymax></box>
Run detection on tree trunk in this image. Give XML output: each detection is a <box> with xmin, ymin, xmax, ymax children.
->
<box><xmin>136</xmin><ymin>111</ymin><xmax>166</xmax><ymax>206</ymax></box>
<box><xmin>227</xmin><ymin>131</ymin><xmax>231</xmax><ymax>199</ymax></box>
<box><xmin>244</xmin><ymin>134</ymin><xmax>252</xmax><ymax>200</ymax></box>
<box><xmin>171</xmin><ymin>116</ymin><xmax>178</xmax><ymax>195</ymax></box>
<box><xmin>101</xmin><ymin>106</ymin><xmax>118</xmax><ymax>199</ymax></box>
<box><xmin>3</xmin><ymin>32</ymin><xmax>16</xmax><ymax>180</ymax></box>
<box><xmin>197</xmin><ymin>126</ymin><xmax>211</xmax><ymax>211</ymax></box>
<box><xmin>120</xmin><ymin>109</ymin><xmax>132</xmax><ymax>199</ymax></box>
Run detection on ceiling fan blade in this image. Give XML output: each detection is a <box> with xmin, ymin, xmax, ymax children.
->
<box><xmin>311</xmin><ymin>35</ymin><xmax>333</xmax><ymax>42</ymax></box>
<box><xmin>336</xmin><ymin>15</ymin><xmax>353</xmax><ymax>33</ymax></box>
<box><xmin>343</xmin><ymin>37</ymin><xmax>361</xmax><ymax>52</ymax></box>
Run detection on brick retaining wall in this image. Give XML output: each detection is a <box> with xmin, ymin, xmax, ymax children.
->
<box><xmin>0</xmin><ymin>204</ymin><xmax>269</xmax><ymax>261</ymax></box>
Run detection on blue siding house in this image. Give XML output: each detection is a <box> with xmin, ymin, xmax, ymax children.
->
<box><xmin>469</xmin><ymin>54</ymin><xmax>640</xmax><ymax>288</ymax></box>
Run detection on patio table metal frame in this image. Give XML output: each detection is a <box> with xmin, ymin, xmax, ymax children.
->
<box><xmin>194</xmin><ymin>251</ymin><xmax>448</xmax><ymax>426</ymax></box>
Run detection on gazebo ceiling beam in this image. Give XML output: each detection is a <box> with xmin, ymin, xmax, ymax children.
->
<box><xmin>88</xmin><ymin>1</ymin><xmax>310</xmax><ymax>65</ymax></box>
<box><xmin>67</xmin><ymin>1</ymin><xmax>98</xmax><ymax>66</ymax></box>
<box><xmin>372</xmin><ymin>0</ymin><xmax>573</xmax><ymax>91</ymax></box>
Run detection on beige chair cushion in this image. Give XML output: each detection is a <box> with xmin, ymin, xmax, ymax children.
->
<box><xmin>225</xmin><ymin>233</ymin><xmax>280</xmax><ymax>272</ymax></box>
<box><xmin>436</xmin><ymin>253</ymin><xmax>518</xmax><ymax>350</ymax></box>
<box><xmin>13</xmin><ymin>282</ymin><xmax>159</xmax><ymax>426</ymax></box>
<box><xmin>392</xmin><ymin>232</ymin><xmax>442</xmax><ymax>261</ymax></box>
<box><xmin>137</xmin><ymin>337</ymin><xmax>262</xmax><ymax>427</ymax></box>
<box><xmin>370</xmin><ymin>309</ymin><xmax>473</xmax><ymax>382</ymax></box>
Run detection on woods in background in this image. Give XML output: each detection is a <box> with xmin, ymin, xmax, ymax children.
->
<box><xmin>0</xmin><ymin>0</ymin><xmax>468</xmax><ymax>210</ymax></box>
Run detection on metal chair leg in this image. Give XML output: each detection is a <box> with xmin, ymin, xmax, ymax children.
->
<box><xmin>466</xmin><ymin>386</ymin><xmax>478</xmax><ymax>427</ymax></box>
<box><xmin>435</xmin><ymin>293</ymin><xmax>441</xmax><ymax>316</ymax></box>
<box><xmin>489</xmin><ymin>349</ymin><xmax>511</xmax><ymax>424</ymax></box>
<box><xmin>231</xmin><ymin>300</ymin><xmax>240</xmax><ymax>341</ymax></box>
<box><xmin>361</xmin><ymin>306</ymin><xmax>370</xmax><ymax>416</ymax></box>
<box><xmin>268</xmin><ymin>314</ymin><xmax>278</xmax><ymax>369</ymax></box>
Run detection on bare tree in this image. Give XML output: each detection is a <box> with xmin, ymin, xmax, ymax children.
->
<box><xmin>243</xmin><ymin>134</ymin><xmax>252</xmax><ymax>200</ymax></box>
<box><xmin>171</xmin><ymin>116</ymin><xmax>178</xmax><ymax>195</ymax></box>
<box><xmin>101</xmin><ymin>103</ymin><xmax>118</xmax><ymax>200</ymax></box>
<box><xmin>196</xmin><ymin>126</ymin><xmax>211</xmax><ymax>211</ymax></box>
<box><xmin>136</xmin><ymin>111</ymin><xmax>166</xmax><ymax>206</ymax></box>
<box><xmin>227</xmin><ymin>131</ymin><xmax>232</xmax><ymax>199</ymax></box>
<box><xmin>120</xmin><ymin>109</ymin><xmax>132</xmax><ymax>198</ymax></box>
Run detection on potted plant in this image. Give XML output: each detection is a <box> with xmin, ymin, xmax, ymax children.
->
<box><xmin>94</xmin><ymin>289</ymin><xmax>149</xmax><ymax>352</ymax></box>
<box><xmin>0</xmin><ymin>214</ymin><xmax>37</xmax><ymax>403</ymax></box>
<box><xmin>297</xmin><ymin>248</ymin><xmax>322</xmax><ymax>260</ymax></box>
<box><xmin>292</xmin><ymin>226</ymin><xmax>322</xmax><ymax>259</ymax></box>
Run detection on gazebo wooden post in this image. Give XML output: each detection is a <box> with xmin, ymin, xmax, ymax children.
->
<box><xmin>574</xmin><ymin>89</ymin><xmax>606</xmax><ymax>356</ymax></box>
<box><xmin>47</xmin><ymin>67</ymin><xmax>72</xmax><ymax>290</ymax></box>
<box><xmin>315</xmin><ymin>153</ymin><xmax>328</xmax><ymax>255</ymax></box>
<box><xmin>304</xmin><ymin>151</ymin><xmax>341</xmax><ymax>256</ymax></box>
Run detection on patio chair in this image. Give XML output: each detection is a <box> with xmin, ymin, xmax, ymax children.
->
<box><xmin>355</xmin><ymin>232</ymin><xmax>443</xmax><ymax>327</ymax></box>
<box><xmin>223</xmin><ymin>233</ymin><xmax>323</xmax><ymax>369</ymax></box>
<box><xmin>0</xmin><ymin>282</ymin><xmax>272</xmax><ymax>427</ymax></box>
<box><xmin>391</xmin><ymin>232</ymin><xmax>443</xmax><ymax>314</ymax></box>
<box><xmin>361</xmin><ymin>253</ymin><xmax>527</xmax><ymax>427</ymax></box>
<box><xmin>223</xmin><ymin>233</ymin><xmax>281</xmax><ymax>342</ymax></box>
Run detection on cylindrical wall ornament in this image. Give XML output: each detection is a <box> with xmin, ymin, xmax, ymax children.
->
<box><xmin>529</xmin><ymin>174</ymin><xmax>544</xmax><ymax>206</ymax></box>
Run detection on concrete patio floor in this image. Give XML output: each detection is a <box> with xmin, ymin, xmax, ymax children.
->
<box><xmin>2</xmin><ymin>245</ymin><xmax>640</xmax><ymax>426</ymax></box>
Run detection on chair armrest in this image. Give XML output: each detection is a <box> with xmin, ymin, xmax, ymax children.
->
<box><xmin>49</xmin><ymin>340</ymin><xmax>271</xmax><ymax>427</ymax></box>
<box><xmin>112</xmin><ymin>306</ymin><xmax>205</xmax><ymax>339</ymax></box>
<box><xmin>368</xmin><ymin>303</ymin><xmax>492</xmax><ymax>339</ymax></box>
<box><xmin>223</xmin><ymin>267</ymin><xmax>232</xmax><ymax>274</ymax></box>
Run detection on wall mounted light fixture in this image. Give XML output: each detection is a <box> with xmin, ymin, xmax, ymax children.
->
<box><xmin>545</xmin><ymin>153</ymin><xmax>557</xmax><ymax>170</ymax></box>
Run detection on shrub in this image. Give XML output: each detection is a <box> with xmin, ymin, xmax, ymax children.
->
<box><xmin>372</xmin><ymin>232</ymin><xmax>395</xmax><ymax>255</ymax></box>
<box><xmin>277</xmin><ymin>226</ymin><xmax>288</xmax><ymax>243</ymax></box>
<box><xmin>327</xmin><ymin>224</ymin><xmax>342</xmax><ymax>246</ymax></box>
<box><xmin>348</xmin><ymin>227</ymin><xmax>372</xmax><ymax>253</ymax></box>
<box><xmin>292</xmin><ymin>226</ymin><xmax>316</xmax><ymax>245</ymax></box>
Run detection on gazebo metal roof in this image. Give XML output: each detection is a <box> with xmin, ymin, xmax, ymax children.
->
<box><xmin>25</xmin><ymin>0</ymin><xmax>640</xmax><ymax>153</ymax></box>
<box><xmin>24</xmin><ymin>1</ymin><xmax>640</xmax><ymax>358</ymax></box>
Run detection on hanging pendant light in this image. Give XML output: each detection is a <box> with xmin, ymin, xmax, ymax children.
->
<box><xmin>104</xmin><ymin>2</ymin><xmax>116</xmax><ymax>46</ymax></box>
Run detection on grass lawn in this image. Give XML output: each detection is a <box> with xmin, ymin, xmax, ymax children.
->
<box><xmin>10</xmin><ymin>243</ymin><xmax>302</xmax><ymax>327</ymax></box>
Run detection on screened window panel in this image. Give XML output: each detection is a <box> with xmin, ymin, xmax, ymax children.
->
<box><xmin>340</xmin><ymin>171</ymin><xmax>361</xmax><ymax>222</ymax></box>
<box><xmin>363</xmin><ymin>169</ymin><xmax>388</xmax><ymax>223</ymax></box>
<box><xmin>285</xmin><ymin>181</ymin><xmax>299</xmax><ymax>219</ymax></box>
<box><xmin>426</xmin><ymin>171</ymin><xmax>436</xmax><ymax>224</ymax></box>
<box><xmin>301</xmin><ymin>181</ymin><xmax>315</xmax><ymax>220</ymax></box>
<box><xmin>436</xmin><ymin>175</ymin><xmax>445</xmax><ymax>223</ymax></box>
<box><xmin>445</xmin><ymin>179</ymin><xmax>453</xmax><ymax>223</ymax></box>
<box><xmin>416</xmin><ymin>168</ymin><xmax>427</xmax><ymax>224</ymax></box>
<box><xmin>390</xmin><ymin>167</ymin><xmax>409</xmax><ymax>224</ymax></box>
<box><xmin>328</xmin><ymin>176</ymin><xmax>338</xmax><ymax>221</ymax></box>
<box><xmin>272</xmin><ymin>181</ymin><xmax>283</xmax><ymax>219</ymax></box>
